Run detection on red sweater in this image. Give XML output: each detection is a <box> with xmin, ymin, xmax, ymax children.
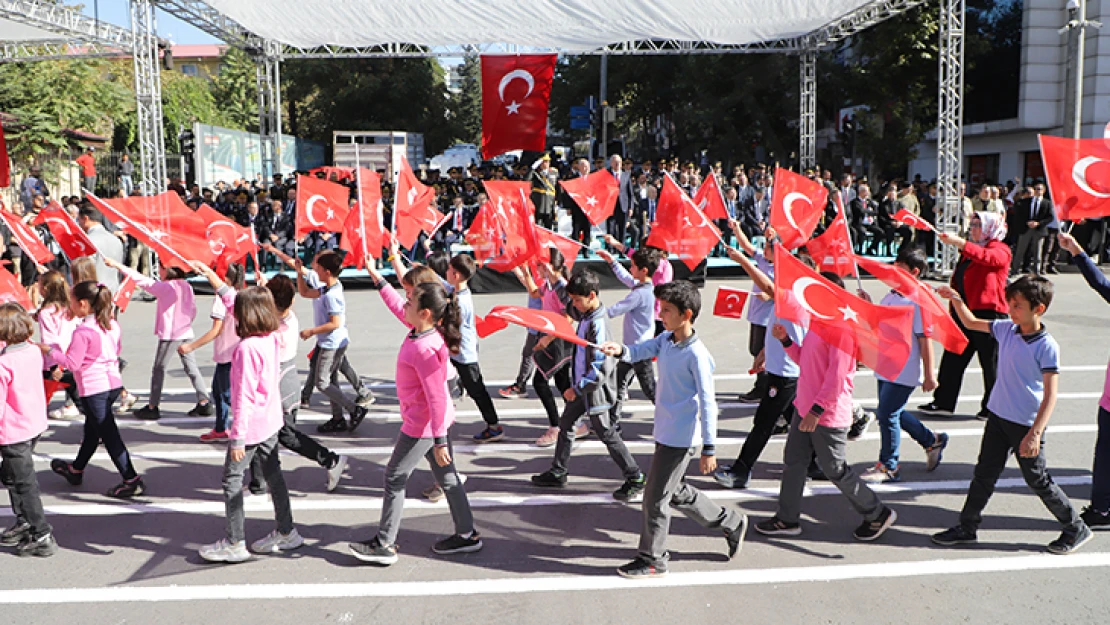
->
<box><xmin>955</xmin><ymin>240</ymin><xmax>1011</xmax><ymax>314</ymax></box>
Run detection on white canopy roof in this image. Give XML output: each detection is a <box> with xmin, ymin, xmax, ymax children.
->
<box><xmin>203</xmin><ymin>0</ymin><xmax>877</xmax><ymax>52</ymax></box>
<box><xmin>0</xmin><ymin>18</ymin><xmax>73</xmax><ymax>42</ymax></box>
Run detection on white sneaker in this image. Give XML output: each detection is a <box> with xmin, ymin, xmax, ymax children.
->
<box><xmin>251</xmin><ymin>528</ymin><xmax>304</xmax><ymax>554</ymax></box>
<box><xmin>118</xmin><ymin>393</ymin><xmax>138</xmax><ymax>412</ymax></box>
<box><xmin>326</xmin><ymin>455</ymin><xmax>348</xmax><ymax>493</ymax></box>
<box><xmin>61</xmin><ymin>404</ymin><xmax>81</xmax><ymax>419</ymax></box>
<box><xmin>48</xmin><ymin>408</ymin><xmax>64</xmax><ymax>421</ymax></box>
<box><xmin>199</xmin><ymin>538</ymin><xmax>251</xmax><ymax>562</ymax></box>
<box><xmin>535</xmin><ymin>426</ymin><xmax>560</xmax><ymax>447</ymax></box>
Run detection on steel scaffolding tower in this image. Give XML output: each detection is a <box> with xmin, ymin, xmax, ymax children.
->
<box><xmin>129</xmin><ymin>0</ymin><xmax>166</xmax><ymax>195</ymax></box>
<box><xmin>934</xmin><ymin>0</ymin><xmax>965</xmax><ymax>276</ymax></box>
<box><xmin>256</xmin><ymin>39</ymin><xmax>283</xmax><ymax>180</ymax></box>
<box><xmin>799</xmin><ymin>51</ymin><xmax>817</xmax><ymax>171</ymax></box>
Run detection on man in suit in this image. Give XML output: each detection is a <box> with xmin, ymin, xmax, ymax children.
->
<box><xmin>739</xmin><ymin>186</ymin><xmax>770</xmax><ymax>239</ymax></box>
<box><xmin>563</xmin><ymin>157</ymin><xmax>593</xmax><ymax>252</ymax></box>
<box><xmin>628</xmin><ymin>184</ymin><xmax>657</xmax><ymax>248</ymax></box>
<box><xmin>849</xmin><ymin>184</ymin><xmax>882</xmax><ymax>253</ymax></box>
<box><xmin>1011</xmin><ymin>182</ymin><xmax>1054</xmax><ymax>275</ymax></box>
<box><xmin>605</xmin><ymin>155</ymin><xmax>633</xmax><ymax>248</ymax></box>
<box><xmin>837</xmin><ymin>173</ymin><xmax>856</xmax><ymax>209</ymax></box>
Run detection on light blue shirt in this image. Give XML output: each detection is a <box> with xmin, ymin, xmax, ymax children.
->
<box><xmin>443</xmin><ymin>280</ymin><xmax>478</xmax><ymax>364</ymax></box>
<box><xmin>764</xmin><ymin>312</ymin><xmax>804</xmax><ymax>378</ymax></box>
<box><xmin>987</xmin><ymin>320</ymin><xmax>1060</xmax><ymax>426</ymax></box>
<box><xmin>746</xmin><ymin>250</ymin><xmax>774</xmax><ymax>327</ymax></box>
<box><xmin>574</xmin><ymin>306</ymin><xmax>610</xmax><ymax>389</ymax></box>
<box><xmin>306</xmin><ymin>270</ymin><xmax>349</xmax><ymax>350</ymax></box>
<box><xmin>607</xmin><ymin>261</ymin><xmax>655</xmax><ymax>348</ymax></box>
<box><xmin>876</xmin><ymin>291</ymin><xmax>925</xmax><ymax>388</ymax></box>
<box><xmin>624</xmin><ymin>331</ymin><xmax>718</xmax><ymax>452</ymax></box>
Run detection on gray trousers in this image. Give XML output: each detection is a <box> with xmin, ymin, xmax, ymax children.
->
<box><xmin>777</xmin><ymin>415</ymin><xmax>884</xmax><ymax>524</ymax></box>
<box><xmin>1012</xmin><ymin>229</ymin><xmax>1046</xmax><ymax>273</ymax></box>
<box><xmin>315</xmin><ymin>345</ymin><xmax>357</xmax><ymax>420</ymax></box>
<box><xmin>149</xmin><ymin>339</ymin><xmax>209</xmax><ymax>407</ymax></box>
<box><xmin>639</xmin><ymin>443</ymin><xmax>740</xmax><ymax>565</ymax></box>
<box><xmin>513</xmin><ymin>333</ymin><xmax>540</xmax><ymax>389</ymax></box>
<box><xmin>378</xmin><ymin>432</ymin><xmax>473</xmax><ymax>546</ymax></box>
<box><xmin>552</xmin><ymin>395</ymin><xmax>641</xmax><ymax>480</ymax></box>
<box><xmin>223</xmin><ymin>433</ymin><xmax>293</xmax><ymax>544</ymax></box>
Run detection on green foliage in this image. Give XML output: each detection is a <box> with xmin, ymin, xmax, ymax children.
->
<box><xmin>447</xmin><ymin>53</ymin><xmax>482</xmax><ymax>146</ymax></box>
<box><xmin>210</xmin><ymin>47</ymin><xmax>259</xmax><ymax>131</ymax></box>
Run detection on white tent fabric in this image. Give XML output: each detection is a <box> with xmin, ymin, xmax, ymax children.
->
<box><xmin>0</xmin><ymin>18</ymin><xmax>74</xmax><ymax>42</ymax></box>
<box><xmin>203</xmin><ymin>0</ymin><xmax>875</xmax><ymax>51</ymax></box>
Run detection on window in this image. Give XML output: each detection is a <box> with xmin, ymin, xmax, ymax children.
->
<box><xmin>1022</xmin><ymin>151</ymin><xmax>1046</xmax><ymax>185</ymax></box>
<box><xmin>181</xmin><ymin>64</ymin><xmax>198</xmax><ymax>77</ymax></box>
<box><xmin>966</xmin><ymin>154</ymin><xmax>999</xmax><ymax>187</ymax></box>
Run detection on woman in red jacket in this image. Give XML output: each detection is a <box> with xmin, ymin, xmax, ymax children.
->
<box><xmin>919</xmin><ymin>212</ymin><xmax>1012</xmax><ymax>419</ymax></box>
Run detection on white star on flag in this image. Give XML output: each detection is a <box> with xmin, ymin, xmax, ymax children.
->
<box><xmin>147</xmin><ymin>228</ymin><xmax>167</xmax><ymax>241</ymax></box>
<box><xmin>585</xmin><ymin>196</ymin><xmax>598</xmax><ymax>207</ymax></box>
<box><xmin>505</xmin><ymin>101</ymin><xmax>521</xmax><ymax>114</ymax></box>
<box><xmin>839</xmin><ymin>305</ymin><xmax>859</xmax><ymax>323</ymax></box>
<box><xmin>326</xmin><ymin>208</ymin><xmax>335</xmax><ymax>221</ymax></box>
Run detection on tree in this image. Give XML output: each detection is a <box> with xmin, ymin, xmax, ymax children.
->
<box><xmin>210</xmin><ymin>47</ymin><xmax>258</xmax><ymax>131</ymax></box>
<box><xmin>447</xmin><ymin>53</ymin><xmax>481</xmax><ymax>146</ymax></box>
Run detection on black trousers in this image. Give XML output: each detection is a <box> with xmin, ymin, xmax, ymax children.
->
<box><xmin>452</xmin><ymin>360</ymin><xmax>500</xmax><ymax>426</ymax></box>
<box><xmin>932</xmin><ymin>309</ymin><xmax>1006</xmax><ymax>413</ymax></box>
<box><xmin>1</xmin><ymin>437</ymin><xmax>51</xmax><ymax>538</ymax></box>
<box><xmin>73</xmin><ymin>388</ymin><xmax>137</xmax><ymax>481</ymax></box>
<box><xmin>571</xmin><ymin>207</ymin><xmax>592</xmax><ymax>252</ymax></box>
<box><xmin>731</xmin><ymin>374</ymin><xmax>798</xmax><ymax>474</ymax></box>
<box><xmin>534</xmin><ymin>366</ymin><xmax>572</xmax><ymax>427</ymax></box>
<box><xmin>612</xmin><ymin>359</ymin><xmax>656</xmax><ymax>422</ymax></box>
<box><xmin>43</xmin><ymin>367</ymin><xmax>81</xmax><ymax>409</ymax></box>
<box><xmin>607</xmin><ymin>209</ymin><xmax>627</xmax><ymax>248</ymax></box>
<box><xmin>747</xmin><ymin>324</ymin><xmax>768</xmax><ymax>396</ymax></box>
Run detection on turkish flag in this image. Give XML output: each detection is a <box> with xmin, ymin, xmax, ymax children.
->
<box><xmin>482</xmin><ymin>181</ymin><xmax>540</xmax><ymax>271</ymax></box>
<box><xmin>32</xmin><ymin>202</ymin><xmax>96</xmax><ymax>259</ymax></box>
<box><xmin>0</xmin><ymin>119</ymin><xmax>9</xmax><ymax>188</ymax></box>
<box><xmin>771</xmin><ymin>168</ymin><xmax>828</xmax><ymax>249</ymax></box>
<box><xmin>340</xmin><ymin>168</ymin><xmax>386</xmax><ymax>268</ymax></box>
<box><xmin>806</xmin><ymin>197</ymin><xmax>856</xmax><ymax>277</ymax></box>
<box><xmin>0</xmin><ymin>208</ymin><xmax>55</xmax><ymax>265</ymax></box>
<box><xmin>484</xmin><ymin>305</ymin><xmax>588</xmax><ymax>347</ymax></box>
<box><xmin>475</xmin><ymin>314</ymin><xmax>509</xmax><ymax>338</ymax></box>
<box><xmin>773</xmin><ymin>244</ymin><xmax>913</xmax><ymax>381</ymax></box>
<box><xmin>481</xmin><ymin>54</ymin><xmax>556</xmax><ymax>159</ymax></box>
<box><xmin>393</xmin><ymin>157</ymin><xmax>439</xmax><ymax>249</ymax></box>
<box><xmin>560</xmin><ymin>170</ymin><xmax>620</xmax><ymax>225</ymax></box>
<box><xmin>465</xmin><ymin>202</ymin><xmax>503</xmax><ymax>265</ymax></box>
<box><xmin>43</xmin><ymin>378</ymin><xmax>70</xmax><ymax>402</ymax></box>
<box><xmin>693</xmin><ymin>174</ymin><xmax>729</xmax><ymax>221</ymax></box>
<box><xmin>1039</xmin><ymin>134</ymin><xmax>1110</xmax><ymax>220</ymax></box>
<box><xmin>536</xmin><ymin>226</ymin><xmax>581</xmax><ymax>272</ymax></box>
<box><xmin>194</xmin><ymin>203</ymin><xmax>257</xmax><ymax>277</ymax></box>
<box><xmin>0</xmin><ymin>263</ymin><xmax>31</xmax><ymax>310</ymax></box>
<box><xmin>713</xmin><ymin>287</ymin><xmax>749</xmax><ymax>319</ymax></box>
<box><xmin>114</xmin><ymin>275</ymin><xmax>138</xmax><ymax>313</ymax></box>
<box><xmin>646</xmin><ymin>175</ymin><xmax>721</xmax><ymax>270</ymax></box>
<box><xmin>893</xmin><ymin>208</ymin><xmax>934</xmax><ymax>232</ymax></box>
<box><xmin>88</xmin><ymin>192</ymin><xmax>206</xmax><ymax>271</ymax></box>
<box><xmin>854</xmin><ymin>255</ymin><xmax>969</xmax><ymax>355</ymax></box>
<box><xmin>295</xmin><ymin>175</ymin><xmax>349</xmax><ymax>238</ymax></box>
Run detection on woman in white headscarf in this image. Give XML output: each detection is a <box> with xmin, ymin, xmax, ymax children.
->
<box><xmin>918</xmin><ymin>211</ymin><xmax>1013</xmax><ymax>419</ymax></box>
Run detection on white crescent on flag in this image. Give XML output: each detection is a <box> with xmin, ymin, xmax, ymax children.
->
<box><xmin>791</xmin><ymin>277</ymin><xmax>835</xmax><ymax>320</ymax></box>
<box><xmin>306</xmin><ymin>195</ymin><xmax>327</xmax><ymax>226</ymax></box>
<box><xmin>781</xmin><ymin>192</ymin><xmax>810</xmax><ymax>230</ymax></box>
<box><xmin>1071</xmin><ymin>156</ymin><xmax>1110</xmax><ymax>199</ymax></box>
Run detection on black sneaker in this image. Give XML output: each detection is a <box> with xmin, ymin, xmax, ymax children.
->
<box><xmin>349</xmin><ymin>536</ymin><xmax>399</xmax><ymax>565</ymax></box>
<box><xmin>754</xmin><ymin>517</ymin><xmax>802</xmax><ymax>537</ymax></box>
<box><xmin>50</xmin><ymin>459</ymin><xmax>83</xmax><ymax>486</ymax></box>
<box><xmin>0</xmin><ymin>522</ymin><xmax>30</xmax><ymax>547</ymax></box>
<box><xmin>316</xmin><ymin>417</ymin><xmax>348</xmax><ymax>433</ymax></box>
<box><xmin>854</xmin><ymin>507</ymin><xmax>897</xmax><ymax>541</ymax></box>
<box><xmin>975</xmin><ymin>410</ymin><xmax>991</xmax><ymax>421</ymax></box>
<box><xmin>1080</xmin><ymin>506</ymin><xmax>1110</xmax><ymax>530</ymax></box>
<box><xmin>916</xmin><ymin>403</ymin><xmax>953</xmax><ymax>415</ymax></box>
<box><xmin>16</xmin><ymin>533</ymin><xmax>57</xmax><ymax>558</ymax></box>
<box><xmin>348</xmin><ymin>406</ymin><xmax>369</xmax><ymax>433</ymax></box>
<box><xmin>613</xmin><ymin>475</ymin><xmax>646</xmax><ymax>502</ymax></box>
<box><xmin>432</xmin><ymin>532</ymin><xmax>483</xmax><ymax>555</ymax></box>
<box><xmin>106</xmin><ymin>477</ymin><xmax>145</xmax><ymax>499</ymax></box>
<box><xmin>848</xmin><ymin>409</ymin><xmax>875</xmax><ymax>441</ymax></box>
<box><xmin>531</xmin><ymin>469</ymin><xmax>568</xmax><ymax>488</ymax></box>
<box><xmin>931</xmin><ymin>525</ymin><xmax>978</xmax><ymax>546</ymax></box>
<box><xmin>187</xmin><ymin>402</ymin><xmax>214</xmax><ymax>417</ymax></box>
<box><xmin>356</xmin><ymin>390</ymin><xmax>376</xmax><ymax>408</ymax></box>
<box><xmin>725</xmin><ymin>514</ymin><xmax>749</xmax><ymax>559</ymax></box>
<box><xmin>713</xmin><ymin>466</ymin><xmax>750</xmax><ymax>489</ymax></box>
<box><xmin>737</xmin><ymin>389</ymin><xmax>762</xmax><ymax>404</ymax></box>
<box><xmin>616</xmin><ymin>556</ymin><xmax>668</xmax><ymax>579</ymax></box>
<box><xmin>133</xmin><ymin>405</ymin><xmax>161</xmax><ymax>421</ymax></box>
<box><xmin>807</xmin><ymin>465</ymin><xmax>828</xmax><ymax>481</ymax></box>
<box><xmin>1047</xmin><ymin>524</ymin><xmax>1094</xmax><ymax>555</ymax></box>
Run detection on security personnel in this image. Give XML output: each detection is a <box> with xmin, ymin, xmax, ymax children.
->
<box><xmin>530</xmin><ymin>154</ymin><xmax>557</xmax><ymax>230</ymax></box>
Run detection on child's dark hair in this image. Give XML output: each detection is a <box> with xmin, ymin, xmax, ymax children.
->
<box><xmin>315</xmin><ymin>250</ymin><xmax>343</xmax><ymax>277</ymax></box>
<box><xmin>426</xmin><ymin>250</ymin><xmax>451</xmax><ymax>279</ymax></box>
<box><xmin>796</xmin><ymin>251</ymin><xmax>816</xmax><ymax>269</ymax></box>
<box><xmin>72</xmin><ymin>280</ymin><xmax>114</xmax><ymax>330</ymax></box>
<box><xmin>449</xmin><ymin>254</ymin><xmax>476</xmax><ymax>281</ymax></box>
<box><xmin>163</xmin><ymin>266</ymin><xmax>187</xmax><ymax>281</ymax></box>
<box><xmin>266</xmin><ymin>274</ymin><xmax>296</xmax><ymax>312</ymax></box>
<box><xmin>412</xmin><ymin>282</ymin><xmax>462</xmax><ymax>354</ymax></box>
<box><xmin>631</xmin><ymin>247</ymin><xmax>660</xmax><ymax>276</ymax></box>
<box><xmin>895</xmin><ymin>245</ymin><xmax>928</xmax><ymax>276</ymax></box>
<box><xmin>0</xmin><ymin>302</ymin><xmax>35</xmax><ymax>343</ymax></box>
<box><xmin>548</xmin><ymin>248</ymin><xmax>567</xmax><ymax>277</ymax></box>
<box><xmin>654</xmin><ymin>280</ymin><xmax>701</xmax><ymax>322</ymax></box>
<box><xmin>1006</xmin><ymin>274</ymin><xmax>1054</xmax><ymax>311</ymax></box>
<box><xmin>224</xmin><ymin>263</ymin><xmax>246</xmax><ymax>289</ymax></box>
<box><xmin>566</xmin><ymin>269</ymin><xmax>600</xmax><ymax>297</ymax></box>
<box><xmin>38</xmin><ymin>271</ymin><xmax>70</xmax><ymax>310</ymax></box>
<box><xmin>402</xmin><ymin>264</ymin><xmax>440</xmax><ymax>289</ymax></box>
<box><xmin>234</xmin><ymin>286</ymin><xmax>281</xmax><ymax>339</ymax></box>
<box><xmin>70</xmin><ymin>257</ymin><xmax>97</xmax><ymax>285</ymax></box>
<box><xmin>821</xmin><ymin>271</ymin><xmax>846</xmax><ymax>288</ymax></box>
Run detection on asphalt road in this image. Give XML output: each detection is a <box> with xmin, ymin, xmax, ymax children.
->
<box><xmin>1</xmin><ymin>268</ymin><xmax>1108</xmax><ymax>625</ymax></box>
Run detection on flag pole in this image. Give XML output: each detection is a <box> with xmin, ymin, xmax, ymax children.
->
<box><xmin>664</xmin><ymin>171</ymin><xmax>728</xmax><ymax>248</ymax></box>
<box><xmin>536</xmin><ymin>225</ymin><xmax>590</xmax><ymax>251</ymax></box>
<box><xmin>355</xmin><ymin>150</ymin><xmax>370</xmax><ymax>268</ymax></box>
<box><xmin>835</xmin><ymin>194</ymin><xmax>865</xmax><ymax>292</ymax></box>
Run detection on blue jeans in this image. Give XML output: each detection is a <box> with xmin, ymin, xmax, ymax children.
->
<box><xmin>212</xmin><ymin>362</ymin><xmax>232</xmax><ymax>432</ymax></box>
<box><xmin>876</xmin><ymin>380</ymin><xmax>937</xmax><ymax>471</ymax></box>
<box><xmin>1091</xmin><ymin>406</ymin><xmax>1110</xmax><ymax>512</ymax></box>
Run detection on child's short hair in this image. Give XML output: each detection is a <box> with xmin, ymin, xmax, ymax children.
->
<box><xmin>895</xmin><ymin>245</ymin><xmax>928</xmax><ymax>276</ymax></box>
<box><xmin>266</xmin><ymin>274</ymin><xmax>296</xmax><ymax>312</ymax></box>
<box><xmin>654</xmin><ymin>280</ymin><xmax>701</xmax><ymax>322</ymax></box>
<box><xmin>821</xmin><ymin>271</ymin><xmax>846</xmax><ymax>288</ymax></box>
<box><xmin>1006</xmin><ymin>274</ymin><xmax>1054</xmax><ymax>311</ymax></box>
<box><xmin>234</xmin><ymin>286</ymin><xmax>281</xmax><ymax>339</ymax></box>
<box><xmin>449</xmin><ymin>254</ymin><xmax>476</xmax><ymax>281</ymax></box>
<box><xmin>0</xmin><ymin>302</ymin><xmax>35</xmax><ymax>343</ymax></box>
<box><xmin>426</xmin><ymin>250</ymin><xmax>451</xmax><ymax>279</ymax></box>
<box><xmin>163</xmin><ymin>266</ymin><xmax>187</xmax><ymax>281</ymax></box>
<box><xmin>548</xmin><ymin>248</ymin><xmax>567</xmax><ymax>276</ymax></box>
<box><xmin>566</xmin><ymin>269</ymin><xmax>600</xmax><ymax>297</ymax></box>
<box><xmin>631</xmin><ymin>247</ymin><xmax>660</xmax><ymax>276</ymax></box>
<box><xmin>224</xmin><ymin>263</ymin><xmax>246</xmax><ymax>289</ymax></box>
<box><xmin>402</xmin><ymin>264</ymin><xmax>440</xmax><ymax>289</ymax></box>
<box><xmin>315</xmin><ymin>251</ymin><xmax>343</xmax><ymax>277</ymax></box>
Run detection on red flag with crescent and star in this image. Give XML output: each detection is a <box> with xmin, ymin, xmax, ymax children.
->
<box><xmin>536</xmin><ymin>226</ymin><xmax>582</xmax><ymax>272</ymax></box>
<box><xmin>805</xmin><ymin>196</ymin><xmax>856</xmax><ymax>277</ymax></box>
<box><xmin>1039</xmin><ymin>134</ymin><xmax>1110</xmax><ymax>221</ymax></box>
<box><xmin>32</xmin><ymin>202</ymin><xmax>96</xmax><ymax>259</ymax></box>
<box><xmin>113</xmin><ymin>275</ymin><xmax>138</xmax><ymax>313</ymax></box>
<box><xmin>645</xmin><ymin>175</ymin><xmax>721</xmax><ymax>270</ymax></box>
<box><xmin>0</xmin><ymin>262</ymin><xmax>31</xmax><ymax>310</ymax></box>
<box><xmin>770</xmin><ymin>168</ymin><xmax>828</xmax><ymax>249</ymax></box>
<box><xmin>465</xmin><ymin>202</ymin><xmax>503</xmax><ymax>265</ymax></box>
<box><xmin>893</xmin><ymin>208</ymin><xmax>934</xmax><ymax>232</ymax></box>
<box><xmin>773</xmin><ymin>244</ymin><xmax>913</xmax><ymax>381</ymax></box>
<box><xmin>0</xmin><ymin>206</ymin><xmax>55</xmax><ymax>265</ymax></box>
<box><xmin>340</xmin><ymin>168</ymin><xmax>385</xmax><ymax>268</ymax></box>
<box><xmin>481</xmin><ymin>54</ymin><xmax>556</xmax><ymax>159</ymax></box>
<box><xmin>482</xmin><ymin>305</ymin><xmax>588</xmax><ymax>347</ymax></box>
<box><xmin>693</xmin><ymin>173</ymin><xmax>730</xmax><ymax>221</ymax></box>
<box><xmin>481</xmin><ymin>181</ymin><xmax>540</xmax><ymax>272</ymax></box>
<box><xmin>89</xmin><ymin>192</ymin><xmax>209</xmax><ymax>271</ymax></box>
<box><xmin>713</xmin><ymin>287</ymin><xmax>749</xmax><ymax>319</ymax></box>
<box><xmin>394</xmin><ymin>157</ymin><xmax>439</xmax><ymax>249</ymax></box>
<box><xmin>295</xmin><ymin>175</ymin><xmax>349</xmax><ymax>238</ymax></box>
<box><xmin>194</xmin><ymin>203</ymin><xmax>257</xmax><ymax>275</ymax></box>
<box><xmin>559</xmin><ymin>169</ymin><xmax>620</xmax><ymax>225</ymax></box>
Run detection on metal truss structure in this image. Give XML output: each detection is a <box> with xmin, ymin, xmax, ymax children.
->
<box><xmin>934</xmin><ymin>0</ymin><xmax>965</xmax><ymax>277</ymax></box>
<box><xmin>0</xmin><ymin>40</ymin><xmax>123</xmax><ymax>63</ymax></box>
<box><xmin>799</xmin><ymin>51</ymin><xmax>818</xmax><ymax>171</ymax></box>
<box><xmin>256</xmin><ymin>39</ymin><xmax>283</xmax><ymax>180</ymax></box>
<box><xmin>130</xmin><ymin>0</ymin><xmax>167</xmax><ymax>195</ymax></box>
<box><xmin>0</xmin><ymin>0</ymin><xmax>134</xmax><ymax>49</ymax></box>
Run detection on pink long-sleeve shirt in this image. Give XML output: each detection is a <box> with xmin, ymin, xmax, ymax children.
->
<box><xmin>377</xmin><ymin>283</ymin><xmax>459</xmax><ymax>388</ymax></box>
<box><xmin>0</xmin><ymin>343</ymin><xmax>48</xmax><ymax>446</ymax></box>
<box><xmin>121</xmin><ymin>267</ymin><xmax>197</xmax><ymax>341</ymax></box>
<box><xmin>229</xmin><ymin>332</ymin><xmax>283</xmax><ymax>449</ymax></box>
<box><xmin>37</xmin><ymin>304</ymin><xmax>76</xmax><ymax>370</ymax></box>
<box><xmin>49</xmin><ymin>316</ymin><xmax>123</xmax><ymax>397</ymax></box>
<box><xmin>396</xmin><ymin>328</ymin><xmax>455</xmax><ymax>440</ymax></box>
<box><xmin>785</xmin><ymin>331</ymin><xmax>856</xmax><ymax>429</ymax></box>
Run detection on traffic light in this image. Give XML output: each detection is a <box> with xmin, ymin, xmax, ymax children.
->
<box><xmin>179</xmin><ymin>129</ymin><xmax>195</xmax><ymax>155</ymax></box>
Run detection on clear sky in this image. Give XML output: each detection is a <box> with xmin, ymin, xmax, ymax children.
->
<box><xmin>80</xmin><ymin>0</ymin><xmax>219</xmax><ymax>44</ymax></box>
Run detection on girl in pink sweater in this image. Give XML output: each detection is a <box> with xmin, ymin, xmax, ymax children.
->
<box><xmin>348</xmin><ymin>281</ymin><xmax>482</xmax><ymax>566</ymax></box>
<box><xmin>103</xmin><ymin>257</ymin><xmax>211</xmax><ymax>420</ymax></box>
<box><xmin>0</xmin><ymin>303</ymin><xmax>57</xmax><ymax>557</ymax></box>
<box><xmin>44</xmin><ymin>281</ymin><xmax>144</xmax><ymax>499</ymax></box>
<box><xmin>199</xmin><ymin>285</ymin><xmax>303</xmax><ymax>563</ymax></box>
<box><xmin>35</xmin><ymin>271</ymin><xmax>81</xmax><ymax>421</ymax></box>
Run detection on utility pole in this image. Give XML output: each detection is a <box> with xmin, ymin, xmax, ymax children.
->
<box><xmin>1061</xmin><ymin>0</ymin><xmax>1101</xmax><ymax>139</ymax></box>
<box><xmin>599</xmin><ymin>53</ymin><xmax>608</xmax><ymax>161</ymax></box>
